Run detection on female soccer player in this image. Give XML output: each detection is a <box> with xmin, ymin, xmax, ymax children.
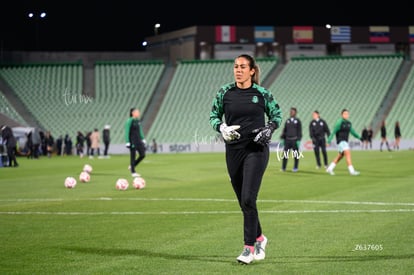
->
<box><xmin>326</xmin><ymin>109</ymin><xmax>361</xmax><ymax>176</ymax></box>
<box><xmin>209</xmin><ymin>54</ymin><xmax>282</xmax><ymax>264</ymax></box>
<box><xmin>394</xmin><ymin>121</ymin><xmax>401</xmax><ymax>150</ymax></box>
<box><xmin>125</xmin><ymin>108</ymin><xmax>146</xmax><ymax>177</ymax></box>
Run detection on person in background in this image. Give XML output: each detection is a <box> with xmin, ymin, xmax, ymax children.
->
<box><xmin>85</xmin><ymin>131</ymin><xmax>92</xmax><ymax>157</ymax></box>
<box><xmin>309</xmin><ymin>110</ymin><xmax>330</xmax><ymax>169</ymax></box>
<box><xmin>326</xmin><ymin>109</ymin><xmax>361</xmax><ymax>176</ymax></box>
<box><xmin>44</xmin><ymin>131</ymin><xmax>54</xmax><ymax>157</ymax></box>
<box><xmin>89</xmin><ymin>128</ymin><xmax>100</xmax><ymax>159</ymax></box>
<box><xmin>25</xmin><ymin>130</ymin><xmax>33</xmax><ymax>158</ymax></box>
<box><xmin>125</xmin><ymin>107</ymin><xmax>146</xmax><ymax>177</ymax></box>
<box><xmin>209</xmin><ymin>54</ymin><xmax>282</xmax><ymax>264</ymax></box>
<box><xmin>380</xmin><ymin>120</ymin><xmax>391</xmax><ymax>152</ymax></box>
<box><xmin>31</xmin><ymin>127</ymin><xmax>41</xmax><ymax>159</ymax></box>
<box><xmin>394</xmin><ymin>121</ymin><xmax>401</xmax><ymax>150</ymax></box>
<box><xmin>280</xmin><ymin>107</ymin><xmax>302</xmax><ymax>172</ymax></box>
<box><xmin>1</xmin><ymin>125</ymin><xmax>19</xmax><ymax>167</ymax></box>
<box><xmin>64</xmin><ymin>134</ymin><xmax>73</xmax><ymax>155</ymax></box>
<box><xmin>103</xmin><ymin>125</ymin><xmax>111</xmax><ymax>158</ymax></box>
<box><xmin>361</xmin><ymin>126</ymin><xmax>369</xmax><ymax>150</ymax></box>
<box><xmin>151</xmin><ymin>138</ymin><xmax>158</xmax><ymax>153</ymax></box>
<box><xmin>56</xmin><ymin>135</ymin><xmax>63</xmax><ymax>156</ymax></box>
<box><xmin>76</xmin><ymin>131</ymin><xmax>85</xmax><ymax>158</ymax></box>
<box><xmin>367</xmin><ymin>127</ymin><xmax>373</xmax><ymax>149</ymax></box>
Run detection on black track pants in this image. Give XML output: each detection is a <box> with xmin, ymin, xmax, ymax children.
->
<box><xmin>225</xmin><ymin>143</ymin><xmax>269</xmax><ymax>246</ymax></box>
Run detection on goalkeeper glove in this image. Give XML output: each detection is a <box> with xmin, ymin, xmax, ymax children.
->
<box><xmin>220</xmin><ymin>123</ymin><xmax>241</xmax><ymax>142</ymax></box>
<box><xmin>126</xmin><ymin>142</ymin><xmax>131</xmax><ymax>148</ymax></box>
<box><xmin>252</xmin><ymin>121</ymin><xmax>277</xmax><ymax>146</ymax></box>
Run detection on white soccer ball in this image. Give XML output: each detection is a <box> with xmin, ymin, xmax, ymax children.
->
<box><xmin>79</xmin><ymin>171</ymin><xmax>91</xmax><ymax>183</ymax></box>
<box><xmin>116</xmin><ymin>178</ymin><xmax>129</xmax><ymax>191</ymax></box>
<box><xmin>83</xmin><ymin>164</ymin><xmax>93</xmax><ymax>174</ymax></box>
<box><xmin>133</xmin><ymin>177</ymin><xmax>146</xmax><ymax>190</ymax></box>
<box><xmin>64</xmin><ymin>177</ymin><xmax>77</xmax><ymax>189</ymax></box>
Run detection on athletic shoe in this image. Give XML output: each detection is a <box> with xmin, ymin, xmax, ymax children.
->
<box><xmin>292</xmin><ymin>168</ymin><xmax>298</xmax><ymax>172</ymax></box>
<box><xmin>254</xmin><ymin>236</ymin><xmax>268</xmax><ymax>260</ymax></box>
<box><xmin>131</xmin><ymin>172</ymin><xmax>141</xmax><ymax>177</ymax></box>
<box><xmin>236</xmin><ymin>247</ymin><xmax>254</xmax><ymax>264</ymax></box>
<box><xmin>350</xmin><ymin>171</ymin><xmax>360</xmax><ymax>176</ymax></box>
<box><xmin>326</xmin><ymin>168</ymin><xmax>335</xmax><ymax>175</ymax></box>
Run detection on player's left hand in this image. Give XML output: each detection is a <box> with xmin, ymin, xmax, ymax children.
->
<box><xmin>252</xmin><ymin>121</ymin><xmax>277</xmax><ymax>146</ymax></box>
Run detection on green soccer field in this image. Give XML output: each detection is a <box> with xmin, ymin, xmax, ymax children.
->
<box><xmin>1</xmin><ymin>150</ymin><xmax>413</xmax><ymax>274</ymax></box>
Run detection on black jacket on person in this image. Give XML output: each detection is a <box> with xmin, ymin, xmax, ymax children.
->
<box><xmin>309</xmin><ymin>118</ymin><xmax>330</xmax><ymax>143</ymax></box>
<box><xmin>103</xmin><ymin>129</ymin><xmax>110</xmax><ymax>144</ymax></box>
<box><xmin>281</xmin><ymin>116</ymin><xmax>302</xmax><ymax>141</ymax></box>
<box><xmin>1</xmin><ymin>126</ymin><xmax>17</xmax><ymax>148</ymax></box>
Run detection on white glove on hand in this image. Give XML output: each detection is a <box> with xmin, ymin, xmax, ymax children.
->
<box><xmin>142</xmin><ymin>139</ymin><xmax>147</xmax><ymax>146</ymax></box>
<box><xmin>220</xmin><ymin>123</ymin><xmax>241</xmax><ymax>142</ymax></box>
<box><xmin>126</xmin><ymin>142</ymin><xmax>131</xmax><ymax>148</ymax></box>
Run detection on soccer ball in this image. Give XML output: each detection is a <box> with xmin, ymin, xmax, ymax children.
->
<box><xmin>133</xmin><ymin>177</ymin><xmax>146</xmax><ymax>189</ymax></box>
<box><xmin>83</xmin><ymin>164</ymin><xmax>93</xmax><ymax>174</ymax></box>
<box><xmin>64</xmin><ymin>177</ymin><xmax>77</xmax><ymax>189</ymax></box>
<box><xmin>79</xmin><ymin>171</ymin><xmax>91</xmax><ymax>183</ymax></box>
<box><xmin>116</xmin><ymin>178</ymin><xmax>129</xmax><ymax>190</ymax></box>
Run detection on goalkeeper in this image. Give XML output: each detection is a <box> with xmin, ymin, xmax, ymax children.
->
<box><xmin>209</xmin><ymin>54</ymin><xmax>282</xmax><ymax>264</ymax></box>
<box><xmin>125</xmin><ymin>107</ymin><xmax>146</xmax><ymax>177</ymax></box>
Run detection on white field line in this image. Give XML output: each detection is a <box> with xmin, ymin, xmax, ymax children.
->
<box><xmin>0</xmin><ymin>198</ymin><xmax>413</xmax><ymax>215</ymax></box>
<box><xmin>1</xmin><ymin>209</ymin><xmax>414</xmax><ymax>215</ymax></box>
<box><xmin>1</xmin><ymin>197</ymin><xmax>414</xmax><ymax>206</ymax></box>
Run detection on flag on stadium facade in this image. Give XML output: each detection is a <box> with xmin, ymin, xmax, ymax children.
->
<box><xmin>369</xmin><ymin>26</ymin><xmax>390</xmax><ymax>43</ymax></box>
<box><xmin>215</xmin><ymin>25</ymin><xmax>236</xmax><ymax>43</ymax></box>
<box><xmin>409</xmin><ymin>26</ymin><xmax>414</xmax><ymax>43</ymax></box>
<box><xmin>254</xmin><ymin>26</ymin><xmax>274</xmax><ymax>42</ymax></box>
<box><xmin>330</xmin><ymin>26</ymin><xmax>351</xmax><ymax>43</ymax></box>
<box><xmin>293</xmin><ymin>26</ymin><xmax>313</xmax><ymax>43</ymax></box>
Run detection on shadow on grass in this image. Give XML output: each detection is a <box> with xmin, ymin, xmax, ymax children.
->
<box><xmin>279</xmin><ymin>254</ymin><xmax>414</xmax><ymax>263</ymax></box>
<box><xmin>62</xmin><ymin>246</ymin><xmax>232</xmax><ymax>263</ymax></box>
<box><xmin>62</xmin><ymin>246</ymin><xmax>414</xmax><ymax>264</ymax></box>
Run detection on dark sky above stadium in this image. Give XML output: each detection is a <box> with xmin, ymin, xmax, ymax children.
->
<box><xmin>1</xmin><ymin>0</ymin><xmax>412</xmax><ymax>51</ymax></box>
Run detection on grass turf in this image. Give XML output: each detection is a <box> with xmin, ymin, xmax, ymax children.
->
<box><xmin>0</xmin><ymin>150</ymin><xmax>413</xmax><ymax>274</ymax></box>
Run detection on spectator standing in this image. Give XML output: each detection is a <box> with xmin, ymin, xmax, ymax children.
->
<box><xmin>361</xmin><ymin>127</ymin><xmax>369</xmax><ymax>150</ymax></box>
<box><xmin>151</xmin><ymin>138</ymin><xmax>158</xmax><ymax>153</ymax></box>
<box><xmin>309</xmin><ymin>110</ymin><xmax>330</xmax><ymax>169</ymax></box>
<box><xmin>64</xmin><ymin>134</ymin><xmax>73</xmax><ymax>155</ymax></box>
<box><xmin>31</xmin><ymin>127</ymin><xmax>41</xmax><ymax>159</ymax></box>
<box><xmin>76</xmin><ymin>131</ymin><xmax>85</xmax><ymax>158</ymax></box>
<box><xmin>85</xmin><ymin>131</ymin><xmax>92</xmax><ymax>156</ymax></box>
<box><xmin>89</xmin><ymin>128</ymin><xmax>100</xmax><ymax>159</ymax></box>
<box><xmin>367</xmin><ymin>127</ymin><xmax>373</xmax><ymax>149</ymax></box>
<box><xmin>394</xmin><ymin>121</ymin><xmax>401</xmax><ymax>150</ymax></box>
<box><xmin>103</xmin><ymin>125</ymin><xmax>111</xmax><ymax>158</ymax></box>
<box><xmin>380</xmin><ymin>120</ymin><xmax>391</xmax><ymax>152</ymax></box>
<box><xmin>1</xmin><ymin>125</ymin><xmax>19</xmax><ymax>167</ymax></box>
<box><xmin>280</xmin><ymin>107</ymin><xmax>302</xmax><ymax>172</ymax></box>
<box><xmin>44</xmin><ymin>131</ymin><xmax>54</xmax><ymax>157</ymax></box>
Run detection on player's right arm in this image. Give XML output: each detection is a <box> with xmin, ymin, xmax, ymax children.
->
<box><xmin>125</xmin><ymin>118</ymin><xmax>132</xmax><ymax>143</ymax></box>
<box><xmin>327</xmin><ymin>119</ymin><xmax>342</xmax><ymax>144</ymax></box>
<box><xmin>209</xmin><ymin>87</ymin><xmax>226</xmax><ymax>132</ymax></box>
